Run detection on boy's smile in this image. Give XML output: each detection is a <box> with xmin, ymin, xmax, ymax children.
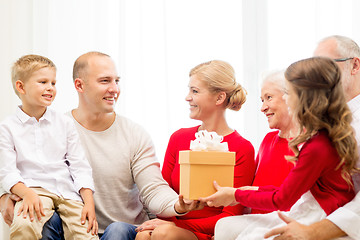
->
<box><xmin>17</xmin><ymin>67</ymin><xmax>57</xmax><ymax>120</ymax></box>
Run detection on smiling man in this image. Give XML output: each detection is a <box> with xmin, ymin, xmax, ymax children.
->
<box><xmin>67</xmin><ymin>52</ymin><xmax>197</xmax><ymax>239</ymax></box>
<box><xmin>69</xmin><ymin>52</ymin><xmax>181</xmax><ymax>239</ymax></box>
<box><xmin>0</xmin><ymin>52</ymin><xmax>200</xmax><ymax>240</ymax></box>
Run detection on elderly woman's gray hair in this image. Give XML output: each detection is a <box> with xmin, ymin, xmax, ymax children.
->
<box><xmin>261</xmin><ymin>70</ymin><xmax>286</xmax><ymax>93</ymax></box>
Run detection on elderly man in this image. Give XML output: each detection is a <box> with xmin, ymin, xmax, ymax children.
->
<box><xmin>265</xmin><ymin>35</ymin><xmax>360</xmax><ymax>240</ymax></box>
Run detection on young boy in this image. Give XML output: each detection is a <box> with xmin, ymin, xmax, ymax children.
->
<box><xmin>0</xmin><ymin>54</ymin><xmax>99</xmax><ymax>239</ymax></box>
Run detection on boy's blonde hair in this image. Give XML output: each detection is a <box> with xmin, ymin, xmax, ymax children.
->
<box><xmin>11</xmin><ymin>54</ymin><xmax>56</xmax><ymax>97</ymax></box>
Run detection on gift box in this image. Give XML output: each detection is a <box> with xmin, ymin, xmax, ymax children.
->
<box><xmin>179</xmin><ymin>150</ymin><xmax>235</xmax><ymax>200</ymax></box>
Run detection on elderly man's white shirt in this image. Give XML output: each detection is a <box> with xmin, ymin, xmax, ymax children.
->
<box><xmin>0</xmin><ymin>107</ymin><xmax>94</xmax><ymax>201</ymax></box>
<box><xmin>327</xmin><ymin>94</ymin><xmax>360</xmax><ymax>239</ymax></box>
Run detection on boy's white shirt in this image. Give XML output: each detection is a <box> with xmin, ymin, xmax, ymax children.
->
<box><xmin>0</xmin><ymin>106</ymin><xmax>94</xmax><ymax>201</ymax></box>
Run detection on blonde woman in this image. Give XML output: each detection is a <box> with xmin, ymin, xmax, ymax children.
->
<box><xmin>135</xmin><ymin>60</ymin><xmax>256</xmax><ymax>240</ymax></box>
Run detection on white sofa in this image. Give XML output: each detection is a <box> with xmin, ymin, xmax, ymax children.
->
<box><xmin>0</xmin><ymin>215</ymin><xmax>10</xmax><ymax>240</ymax></box>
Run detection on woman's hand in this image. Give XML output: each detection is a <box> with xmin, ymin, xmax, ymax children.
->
<box><xmin>174</xmin><ymin>195</ymin><xmax>205</xmax><ymax>214</ymax></box>
<box><xmin>135</xmin><ymin>230</ymin><xmax>152</xmax><ymax>240</ymax></box>
<box><xmin>135</xmin><ymin>218</ymin><xmax>175</xmax><ymax>232</ymax></box>
<box><xmin>199</xmin><ymin>181</ymin><xmax>237</xmax><ymax>207</ymax></box>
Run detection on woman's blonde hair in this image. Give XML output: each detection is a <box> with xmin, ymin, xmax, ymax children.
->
<box><xmin>285</xmin><ymin>57</ymin><xmax>358</xmax><ymax>185</ymax></box>
<box><xmin>189</xmin><ymin>60</ymin><xmax>246</xmax><ymax>111</ymax></box>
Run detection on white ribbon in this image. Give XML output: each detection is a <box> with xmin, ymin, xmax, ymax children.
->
<box><xmin>190</xmin><ymin>130</ymin><xmax>229</xmax><ymax>151</ymax></box>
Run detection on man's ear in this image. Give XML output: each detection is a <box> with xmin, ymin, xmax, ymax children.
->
<box><xmin>15</xmin><ymin>80</ymin><xmax>25</xmax><ymax>95</ymax></box>
<box><xmin>215</xmin><ymin>92</ymin><xmax>226</xmax><ymax>106</ymax></box>
<box><xmin>74</xmin><ymin>78</ymin><xmax>84</xmax><ymax>92</ymax></box>
<box><xmin>351</xmin><ymin>57</ymin><xmax>360</xmax><ymax>75</ymax></box>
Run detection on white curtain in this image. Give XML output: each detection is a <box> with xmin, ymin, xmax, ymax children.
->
<box><xmin>0</xmin><ymin>0</ymin><xmax>249</xmax><ymax>162</ymax></box>
<box><xmin>1</xmin><ymin>0</ymin><xmax>360</xmax><ymax>236</ymax></box>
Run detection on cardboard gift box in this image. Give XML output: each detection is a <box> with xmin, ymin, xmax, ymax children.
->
<box><xmin>179</xmin><ymin>150</ymin><xmax>235</xmax><ymax>200</ymax></box>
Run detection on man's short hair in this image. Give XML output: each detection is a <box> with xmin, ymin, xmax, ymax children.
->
<box><xmin>72</xmin><ymin>51</ymin><xmax>110</xmax><ymax>81</ymax></box>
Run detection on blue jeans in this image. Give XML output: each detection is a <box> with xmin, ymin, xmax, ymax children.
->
<box><xmin>100</xmin><ymin>222</ymin><xmax>137</xmax><ymax>240</ymax></box>
<box><xmin>41</xmin><ymin>212</ymin><xmax>64</xmax><ymax>240</ymax></box>
<box><xmin>40</xmin><ymin>213</ymin><xmax>137</xmax><ymax>240</ymax></box>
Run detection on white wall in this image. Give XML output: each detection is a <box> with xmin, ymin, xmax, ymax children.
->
<box><xmin>1</xmin><ymin>0</ymin><xmax>360</xmax><ymax>163</ymax></box>
<box><xmin>0</xmin><ymin>0</ymin><xmax>262</xmax><ymax>162</ymax></box>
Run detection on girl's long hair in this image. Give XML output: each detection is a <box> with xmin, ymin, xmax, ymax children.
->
<box><xmin>285</xmin><ymin>57</ymin><xmax>358</xmax><ymax>185</ymax></box>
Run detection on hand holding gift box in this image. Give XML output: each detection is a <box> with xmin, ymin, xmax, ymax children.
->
<box><xmin>179</xmin><ymin>130</ymin><xmax>235</xmax><ymax>200</ymax></box>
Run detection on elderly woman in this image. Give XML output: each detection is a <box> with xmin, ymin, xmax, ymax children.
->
<box><xmin>250</xmin><ymin>70</ymin><xmax>298</xmax><ymax>214</ymax></box>
<box><xmin>201</xmin><ymin>57</ymin><xmax>358</xmax><ymax>239</ymax></box>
